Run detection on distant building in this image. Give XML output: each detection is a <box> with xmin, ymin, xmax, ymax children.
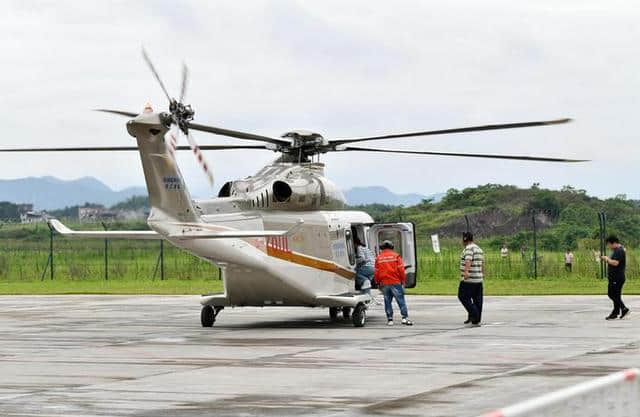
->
<box><xmin>78</xmin><ymin>207</ymin><xmax>111</xmax><ymax>222</ymax></box>
<box><xmin>78</xmin><ymin>207</ymin><xmax>147</xmax><ymax>222</ymax></box>
<box><xmin>115</xmin><ymin>209</ymin><xmax>148</xmax><ymax>221</ymax></box>
<box><xmin>16</xmin><ymin>204</ymin><xmax>34</xmax><ymax>215</ymax></box>
<box><xmin>20</xmin><ymin>210</ymin><xmax>47</xmax><ymax>224</ymax></box>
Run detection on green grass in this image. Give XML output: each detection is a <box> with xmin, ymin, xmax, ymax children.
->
<box><xmin>2</xmin><ymin>276</ymin><xmax>638</xmax><ymax>295</ymax></box>
<box><xmin>0</xmin><ymin>279</ymin><xmax>224</xmax><ymax>295</ymax></box>
<box><xmin>408</xmin><ymin>276</ymin><xmax>640</xmax><ymax>296</ymax></box>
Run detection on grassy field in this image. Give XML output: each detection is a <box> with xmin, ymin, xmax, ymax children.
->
<box><xmin>1</xmin><ymin>222</ymin><xmax>638</xmax><ymax>295</ymax></box>
<box><xmin>0</xmin><ymin>279</ymin><xmax>224</xmax><ymax>295</ymax></box>
<box><xmin>2</xmin><ymin>276</ymin><xmax>638</xmax><ymax>296</ymax></box>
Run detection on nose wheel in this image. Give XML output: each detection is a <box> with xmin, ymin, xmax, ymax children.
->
<box><xmin>201</xmin><ymin>305</ymin><xmax>223</xmax><ymax>327</ymax></box>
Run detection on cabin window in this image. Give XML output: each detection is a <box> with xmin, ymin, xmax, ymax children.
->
<box><xmin>345</xmin><ymin>229</ymin><xmax>356</xmax><ymax>266</ymax></box>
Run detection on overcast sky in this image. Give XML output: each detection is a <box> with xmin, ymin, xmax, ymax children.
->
<box><xmin>1</xmin><ymin>1</ymin><xmax>638</xmax><ymax>199</ymax></box>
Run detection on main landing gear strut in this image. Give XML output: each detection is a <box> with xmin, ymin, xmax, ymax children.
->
<box><xmin>201</xmin><ymin>305</ymin><xmax>224</xmax><ymax>327</ymax></box>
<box><xmin>329</xmin><ymin>303</ymin><xmax>366</xmax><ymax>327</ymax></box>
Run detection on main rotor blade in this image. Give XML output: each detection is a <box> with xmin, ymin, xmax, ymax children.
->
<box><xmin>0</xmin><ymin>145</ymin><xmax>271</xmax><ymax>152</ymax></box>
<box><xmin>95</xmin><ymin>109</ymin><xmax>289</xmax><ymax>147</ymax></box>
<box><xmin>338</xmin><ymin>146</ymin><xmax>588</xmax><ymax>162</ymax></box>
<box><xmin>187</xmin><ymin>121</ymin><xmax>290</xmax><ymax>147</ymax></box>
<box><xmin>330</xmin><ymin>118</ymin><xmax>572</xmax><ymax>146</ymax></box>
<box><xmin>142</xmin><ymin>48</ymin><xmax>172</xmax><ymax>102</ymax></box>
<box><xmin>95</xmin><ymin>109</ymin><xmax>138</xmax><ymax>118</ymax></box>
<box><xmin>179</xmin><ymin>63</ymin><xmax>189</xmax><ymax>103</ymax></box>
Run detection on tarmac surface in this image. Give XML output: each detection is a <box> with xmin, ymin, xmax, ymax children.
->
<box><xmin>0</xmin><ymin>295</ymin><xmax>638</xmax><ymax>417</ymax></box>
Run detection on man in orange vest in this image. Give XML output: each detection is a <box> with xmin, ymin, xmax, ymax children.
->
<box><xmin>374</xmin><ymin>240</ymin><xmax>413</xmax><ymax>326</ymax></box>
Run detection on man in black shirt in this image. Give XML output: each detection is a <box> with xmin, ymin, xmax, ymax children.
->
<box><xmin>601</xmin><ymin>235</ymin><xmax>630</xmax><ymax>320</ymax></box>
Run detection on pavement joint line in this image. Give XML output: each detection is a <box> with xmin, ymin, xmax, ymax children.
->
<box><xmin>353</xmin><ymin>339</ymin><xmax>640</xmax><ymax>416</ymax></box>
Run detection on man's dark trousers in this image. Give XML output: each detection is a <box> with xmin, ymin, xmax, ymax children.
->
<box><xmin>458</xmin><ymin>281</ymin><xmax>483</xmax><ymax>324</ymax></box>
<box><xmin>608</xmin><ymin>278</ymin><xmax>626</xmax><ymax>316</ymax></box>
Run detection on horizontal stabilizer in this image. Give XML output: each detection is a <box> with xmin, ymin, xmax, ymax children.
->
<box><xmin>169</xmin><ymin>220</ymin><xmax>304</xmax><ymax>240</ymax></box>
<box><xmin>49</xmin><ymin>219</ymin><xmax>162</xmax><ymax>240</ymax></box>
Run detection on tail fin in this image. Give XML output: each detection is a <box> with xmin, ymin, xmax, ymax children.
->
<box><xmin>126</xmin><ymin>111</ymin><xmax>199</xmax><ymax>223</ymax></box>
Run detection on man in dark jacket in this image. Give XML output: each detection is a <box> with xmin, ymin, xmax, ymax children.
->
<box><xmin>602</xmin><ymin>235</ymin><xmax>630</xmax><ymax>320</ymax></box>
<box><xmin>374</xmin><ymin>240</ymin><xmax>413</xmax><ymax>326</ymax></box>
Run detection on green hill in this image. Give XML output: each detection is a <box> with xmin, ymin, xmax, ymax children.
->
<box><xmin>352</xmin><ymin>184</ymin><xmax>640</xmax><ymax>250</ymax></box>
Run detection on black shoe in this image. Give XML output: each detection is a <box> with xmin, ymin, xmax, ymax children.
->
<box><xmin>620</xmin><ymin>308</ymin><xmax>630</xmax><ymax>319</ymax></box>
<box><xmin>606</xmin><ymin>313</ymin><xmax>618</xmax><ymax>320</ymax></box>
<box><xmin>464</xmin><ymin>318</ymin><xmax>471</xmax><ymax>324</ymax></box>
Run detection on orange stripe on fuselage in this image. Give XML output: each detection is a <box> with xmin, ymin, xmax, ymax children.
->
<box><xmin>266</xmin><ymin>246</ymin><xmax>355</xmax><ymax>280</ymax></box>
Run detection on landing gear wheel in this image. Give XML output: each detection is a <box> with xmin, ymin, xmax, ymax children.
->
<box><xmin>201</xmin><ymin>305</ymin><xmax>215</xmax><ymax>327</ymax></box>
<box><xmin>342</xmin><ymin>307</ymin><xmax>351</xmax><ymax>320</ymax></box>
<box><xmin>352</xmin><ymin>303</ymin><xmax>366</xmax><ymax>327</ymax></box>
<box><xmin>329</xmin><ymin>307</ymin><xmax>339</xmax><ymax>321</ymax></box>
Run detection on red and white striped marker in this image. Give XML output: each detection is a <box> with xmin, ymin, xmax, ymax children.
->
<box><xmin>185</xmin><ymin>131</ymin><xmax>214</xmax><ymax>186</ymax></box>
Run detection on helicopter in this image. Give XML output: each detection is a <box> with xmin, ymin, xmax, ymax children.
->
<box><xmin>1</xmin><ymin>50</ymin><xmax>585</xmax><ymax>327</ymax></box>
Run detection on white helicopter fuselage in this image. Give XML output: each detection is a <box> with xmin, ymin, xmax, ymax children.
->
<box><xmin>176</xmin><ymin>210</ymin><xmax>373</xmax><ymax>308</ymax></box>
<box><xmin>50</xmin><ymin>110</ymin><xmax>417</xmax><ymax>326</ymax></box>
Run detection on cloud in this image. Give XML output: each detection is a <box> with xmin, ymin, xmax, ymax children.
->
<box><xmin>0</xmin><ymin>0</ymin><xmax>638</xmax><ymax>199</ymax></box>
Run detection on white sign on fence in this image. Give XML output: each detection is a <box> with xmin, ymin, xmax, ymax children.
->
<box><xmin>431</xmin><ymin>234</ymin><xmax>440</xmax><ymax>254</ymax></box>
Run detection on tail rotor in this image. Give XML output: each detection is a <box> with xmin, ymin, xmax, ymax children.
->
<box><xmin>141</xmin><ymin>48</ymin><xmax>214</xmax><ymax>187</ymax></box>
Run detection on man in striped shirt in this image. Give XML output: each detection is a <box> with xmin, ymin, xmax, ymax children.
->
<box><xmin>458</xmin><ymin>232</ymin><xmax>484</xmax><ymax>327</ymax></box>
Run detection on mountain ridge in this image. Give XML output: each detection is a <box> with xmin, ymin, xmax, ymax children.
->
<box><xmin>0</xmin><ymin>176</ymin><xmax>443</xmax><ymax>210</ymax></box>
<box><xmin>0</xmin><ymin>177</ymin><xmax>147</xmax><ymax>210</ymax></box>
<box><xmin>344</xmin><ymin>186</ymin><xmax>443</xmax><ymax>206</ymax></box>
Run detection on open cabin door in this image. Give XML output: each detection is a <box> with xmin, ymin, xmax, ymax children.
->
<box><xmin>367</xmin><ymin>223</ymin><xmax>417</xmax><ymax>288</ymax></box>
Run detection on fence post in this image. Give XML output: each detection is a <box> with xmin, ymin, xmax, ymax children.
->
<box><xmin>101</xmin><ymin>222</ymin><xmax>108</xmax><ymax>281</ymax></box>
<box><xmin>602</xmin><ymin>212</ymin><xmax>607</xmax><ymax>278</ymax></box>
<box><xmin>532</xmin><ymin>213</ymin><xmax>538</xmax><ymax>279</ymax></box>
<box><xmin>598</xmin><ymin>212</ymin><xmax>604</xmax><ymax>279</ymax></box>
<box><xmin>153</xmin><ymin>239</ymin><xmax>165</xmax><ymax>281</ymax></box>
<box><xmin>160</xmin><ymin>239</ymin><xmax>164</xmax><ymax>280</ymax></box>
<box><xmin>598</xmin><ymin>212</ymin><xmax>608</xmax><ymax>279</ymax></box>
<box><xmin>50</xmin><ymin>222</ymin><xmax>54</xmax><ymax>280</ymax></box>
<box><xmin>41</xmin><ymin>222</ymin><xmax>54</xmax><ymax>281</ymax></box>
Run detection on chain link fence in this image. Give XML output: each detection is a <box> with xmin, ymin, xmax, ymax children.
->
<box><xmin>0</xmin><ymin>211</ymin><xmax>637</xmax><ymax>284</ymax></box>
<box><xmin>0</xmin><ymin>219</ymin><xmax>219</xmax><ymax>282</ymax></box>
<box><xmin>414</xmin><ymin>210</ymin><xmax>638</xmax><ymax>281</ymax></box>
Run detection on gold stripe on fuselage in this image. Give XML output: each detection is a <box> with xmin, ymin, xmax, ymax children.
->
<box><xmin>266</xmin><ymin>246</ymin><xmax>355</xmax><ymax>280</ymax></box>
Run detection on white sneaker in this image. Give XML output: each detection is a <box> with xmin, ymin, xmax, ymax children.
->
<box><xmin>401</xmin><ymin>318</ymin><xmax>413</xmax><ymax>326</ymax></box>
<box><xmin>387</xmin><ymin>320</ymin><xmax>394</xmax><ymax>326</ymax></box>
